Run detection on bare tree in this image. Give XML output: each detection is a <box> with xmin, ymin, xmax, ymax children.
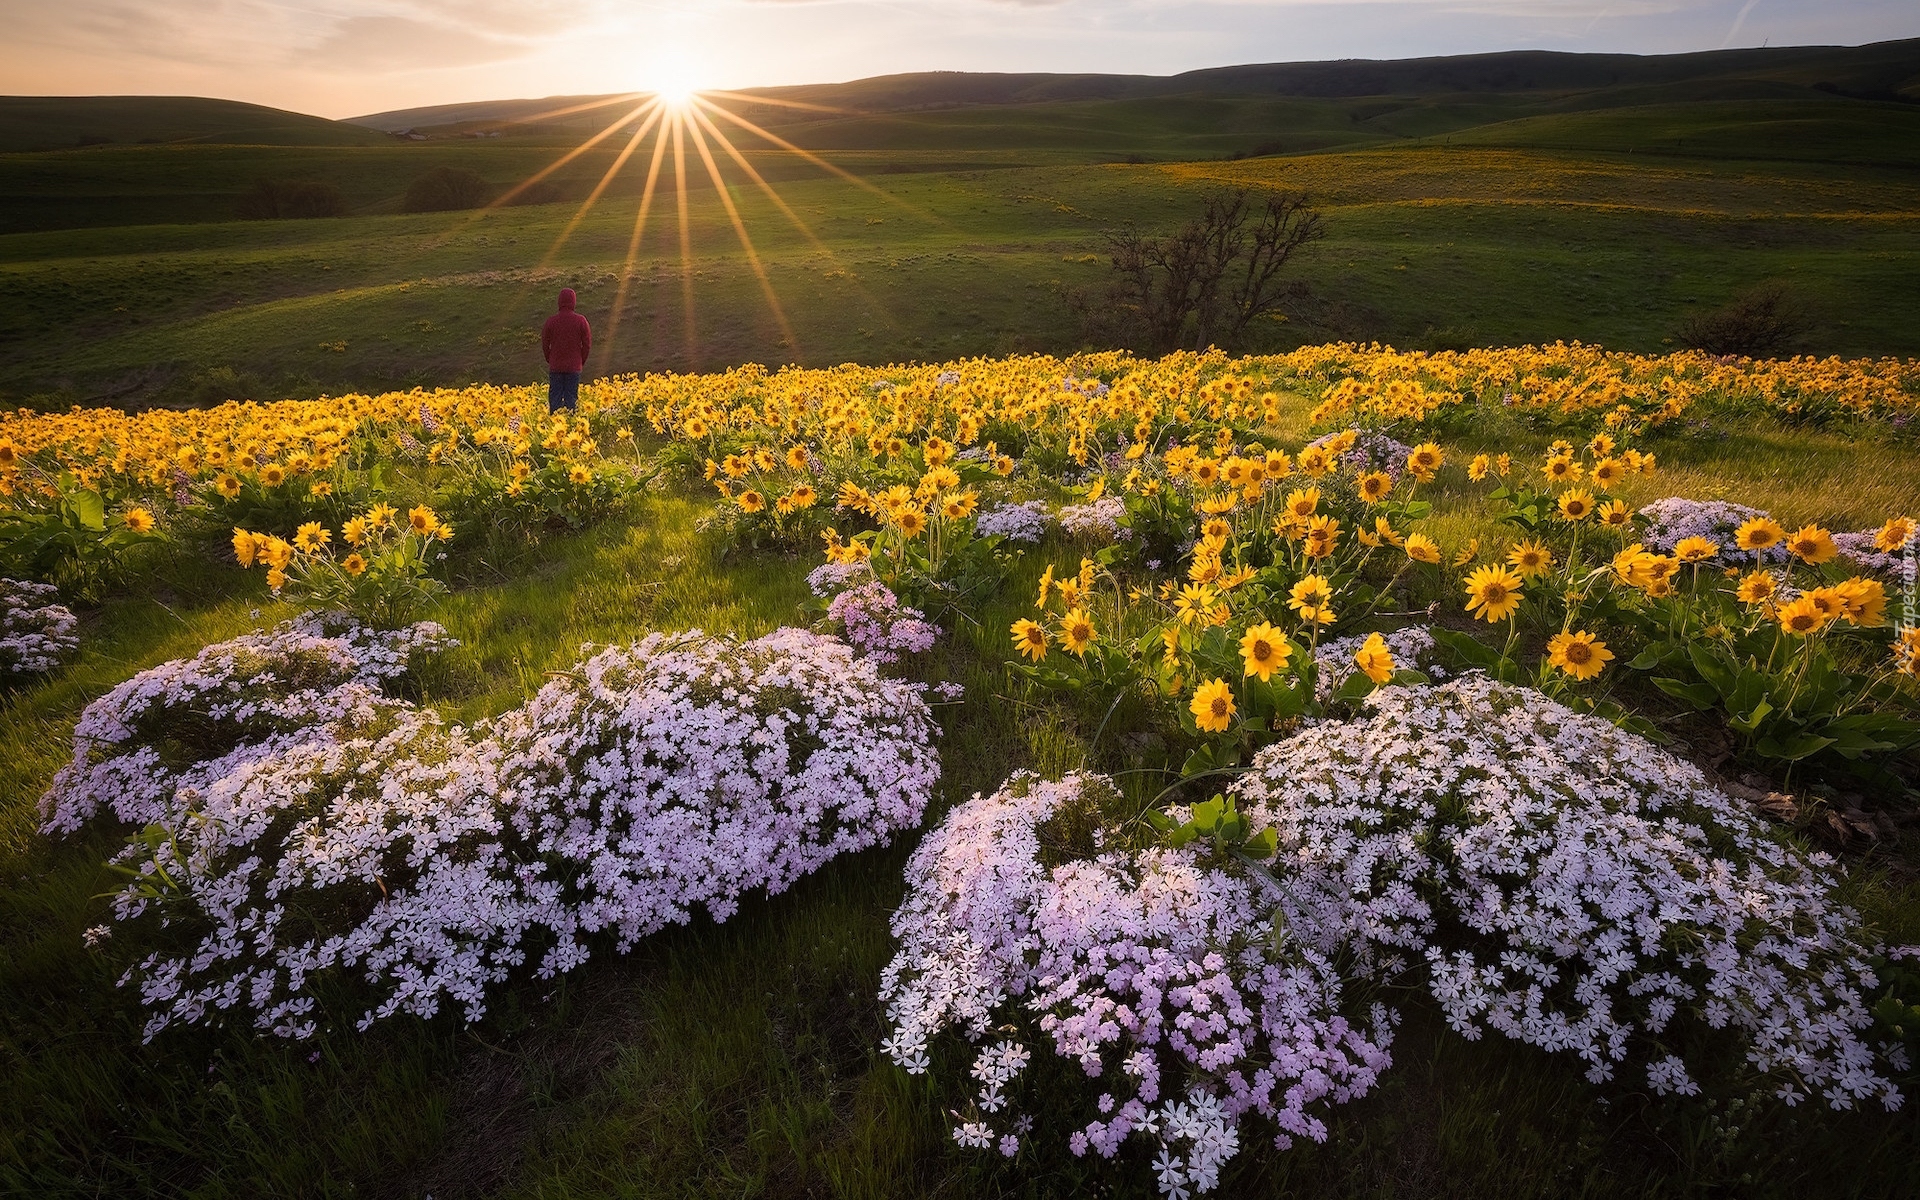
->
<box><xmin>1088</xmin><ymin>189</ymin><xmax>1324</xmax><ymax>354</ymax></box>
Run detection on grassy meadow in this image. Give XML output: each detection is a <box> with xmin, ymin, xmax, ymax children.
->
<box><xmin>4</xmin><ymin>47</ymin><xmax>1920</xmax><ymax>1199</ymax></box>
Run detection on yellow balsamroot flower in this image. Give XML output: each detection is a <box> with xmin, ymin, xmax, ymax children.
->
<box><xmin>1201</xmin><ymin>517</ymin><xmax>1232</xmax><ymax>543</ymax></box>
<box><xmin>790</xmin><ymin>485</ymin><xmax>819</xmax><ymax>509</ymax></box>
<box><xmin>1404</xmin><ymin>533</ymin><xmax>1442</xmax><ymax>564</ymax></box>
<box><xmin>1161</xmin><ymin>626</ymin><xmax>1182</xmax><ymax>665</ymax></box>
<box><xmin>1588</xmin><ymin>432</ymin><xmax>1616</xmax><ymax>458</ymax></box>
<box><xmin>1542</xmin><ymin>455</ymin><xmax>1580</xmax><ymax>484</ymax></box>
<box><xmin>1374</xmin><ymin>517</ymin><xmax>1406</xmax><ymax>549</ymax></box>
<box><xmin>922</xmin><ymin>465</ymin><xmax>961</xmax><ymax>492</ymax></box>
<box><xmin>1288</xmin><ymin>575</ymin><xmax>1335</xmax><ymax>624</ymax></box>
<box><xmin>1198</xmin><ymin>492</ymin><xmax>1238</xmax><ymax>517</ymax></box>
<box><xmin>1463</xmin><ymin>563</ymin><xmax>1525</xmax><ymax>623</ymax></box>
<box><xmin>265</xmin><ymin>565</ymin><xmax>288</xmax><ymax>592</ymax></box>
<box><xmin>1590</xmin><ymin>457</ymin><xmax>1626</xmax><ymax>488</ymax></box>
<box><xmin>993</xmin><ymin>454</ymin><xmax>1015</xmax><ymax>476</ymax></box>
<box><xmin>408</xmin><ymin>505</ymin><xmax>439</xmax><ymax>535</ymax></box>
<box><xmin>1011</xmin><ymin>619</ymin><xmax>1048</xmax><ymax>662</ymax></box>
<box><xmin>1356</xmin><ymin>471</ymin><xmax>1393</xmax><ymax>503</ymax></box>
<box><xmin>1175</xmin><ymin>583</ymin><xmax>1218</xmax><ymax>625</ymax></box>
<box><xmin>1406</xmin><ymin>442</ymin><xmax>1443</xmax><ymax>481</ymax></box>
<box><xmin>1191</xmin><ymin>458</ymin><xmax>1222</xmax><ymax>486</ymax></box>
<box><xmin>1777</xmin><ymin>595</ymin><xmax>1829</xmax><ymax>636</ymax></box>
<box><xmin>837</xmin><ymin>481</ymin><xmax>874</xmax><ymax>515</ymax></box>
<box><xmin>1546</xmin><ymin>630</ymin><xmax>1613</xmax><ymax>681</ymax></box>
<box><xmin>310</xmin><ymin>482</ymin><xmax>334</xmax><ymax>499</ymax></box>
<box><xmin>216</xmin><ymin>473</ymin><xmax>242</xmax><ymax>499</ymax></box>
<box><xmin>1735</xmin><ymin>571</ymin><xmax>1777</xmax><ymax>605</ymax></box>
<box><xmin>1495</xmin><ymin>453</ymin><xmax>1513</xmax><ymax>476</ymax></box>
<box><xmin>293</xmin><ymin>522</ymin><xmax>330</xmax><ymax>553</ymax></box>
<box><xmin>1833</xmin><ymin>576</ymin><xmax>1886</xmax><ymax>626</ymax></box>
<box><xmin>1239</xmin><ymin>622</ymin><xmax>1292</xmax><ymax>682</ymax></box>
<box><xmin>342</xmin><ymin>517</ymin><xmax>369</xmax><ymax>547</ymax></box>
<box><xmin>1557</xmin><ymin>490</ymin><xmax>1596</xmax><ymax>522</ymax></box>
<box><xmin>1784</xmin><ymin>524</ymin><xmax>1838</xmax><ymax>564</ymax></box>
<box><xmin>437</xmin><ymin>523</ymin><xmax>454</xmax><ymax>540</ymax></box>
<box><xmin>1803</xmin><ymin>587</ymin><xmax>1847</xmax><ymax>624</ymax></box>
<box><xmin>232</xmin><ymin>527</ymin><xmax>258</xmax><ymax>568</ymax></box>
<box><xmin>1734</xmin><ymin>517</ymin><xmax>1786</xmax><ymax>553</ymax></box>
<box><xmin>1467</xmin><ymin>454</ymin><xmax>1491</xmax><ymax>482</ymax></box>
<box><xmin>567</xmin><ymin>464</ymin><xmax>592</xmax><ymax>485</ymax></box>
<box><xmin>1673</xmin><ymin>536</ymin><xmax>1720</xmax><ymax>563</ymax></box>
<box><xmin>1056</xmin><ymin>577</ymin><xmax>1084</xmax><ymax>607</ymax></box>
<box><xmin>1285</xmin><ymin>487</ymin><xmax>1320</xmax><ymax>519</ymax></box>
<box><xmin>752</xmin><ymin>449</ymin><xmax>777</xmax><ymax>473</ymax></box>
<box><xmin>1264</xmin><ymin>450</ymin><xmax>1293</xmax><ymax>479</ymax></box>
<box><xmin>895</xmin><ymin>508</ymin><xmax>928</xmax><ymax>539</ymax></box>
<box><xmin>923</xmin><ymin>436</ymin><xmax>953</xmax><ymax>466</ymax></box>
<box><xmin>1873</xmin><ymin>515</ymin><xmax>1914</xmax><ymax>553</ymax></box>
<box><xmin>1035</xmin><ymin>564</ymin><xmax>1054</xmax><ymax>609</ymax></box>
<box><xmin>368</xmin><ymin>503</ymin><xmax>397</xmax><ymax>530</ymax></box>
<box><xmin>1190</xmin><ymin>678</ymin><xmax>1236</xmax><ymax>733</ymax></box>
<box><xmin>1597</xmin><ymin>499</ymin><xmax>1633</xmax><ymax>529</ymax></box>
<box><xmin>259</xmin><ymin>464</ymin><xmax>287</xmax><ymax>487</ymax></box>
<box><xmin>1354</xmin><ymin>632</ymin><xmax>1395</xmax><ymax>685</ymax></box>
<box><xmin>342</xmin><ymin>553</ymin><xmax>368</xmax><ymax>576</ymax></box>
<box><xmin>775</xmin><ymin>495</ymin><xmax>796</xmax><ymax>516</ymax></box>
<box><xmin>786</xmin><ymin>444</ymin><xmax>810</xmax><ymax>470</ymax></box>
<box><xmin>1452</xmin><ymin>538</ymin><xmax>1480</xmax><ymax>567</ymax></box>
<box><xmin>737</xmin><ymin>490</ymin><xmax>766</xmax><ymax>514</ymax></box>
<box><xmin>1506</xmin><ymin>539</ymin><xmax>1553</xmax><ymax>578</ymax></box>
<box><xmin>1058</xmin><ymin>607</ymin><xmax>1096</xmax><ymax>657</ymax></box>
<box><xmin>1303</xmin><ymin>515</ymin><xmax>1341</xmax><ymax>559</ymax></box>
<box><xmin>124</xmin><ymin>507</ymin><xmax>155</xmax><ymax>533</ymax></box>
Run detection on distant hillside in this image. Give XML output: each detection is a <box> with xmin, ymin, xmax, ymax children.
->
<box><xmin>347</xmin><ymin>38</ymin><xmax>1920</xmax><ymax>131</ymax></box>
<box><xmin>0</xmin><ymin>96</ymin><xmax>392</xmax><ymax>153</ymax></box>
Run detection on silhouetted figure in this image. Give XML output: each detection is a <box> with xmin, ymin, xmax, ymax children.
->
<box><xmin>542</xmin><ymin>288</ymin><xmax>591</xmax><ymax>412</ymax></box>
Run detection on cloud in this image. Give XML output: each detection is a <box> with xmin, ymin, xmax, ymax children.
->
<box><xmin>313</xmin><ymin>14</ymin><xmax>531</xmax><ymax>71</ymax></box>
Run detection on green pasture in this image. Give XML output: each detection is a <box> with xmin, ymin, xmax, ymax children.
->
<box><xmin>2</xmin><ymin>401</ymin><xmax>1917</xmax><ymax>1197</ymax></box>
<box><xmin>3</xmin><ymin>135</ymin><xmax>1918</xmax><ymax>408</ymax></box>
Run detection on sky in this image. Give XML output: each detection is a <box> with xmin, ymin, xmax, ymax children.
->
<box><xmin>1</xmin><ymin>0</ymin><xmax>1915</xmax><ymax>119</ymax></box>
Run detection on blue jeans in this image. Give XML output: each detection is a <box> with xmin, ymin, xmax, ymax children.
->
<box><xmin>548</xmin><ymin>370</ymin><xmax>581</xmax><ymax>411</ymax></box>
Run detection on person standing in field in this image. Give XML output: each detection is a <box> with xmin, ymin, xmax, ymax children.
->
<box><xmin>541</xmin><ymin>288</ymin><xmax>591</xmax><ymax>412</ymax></box>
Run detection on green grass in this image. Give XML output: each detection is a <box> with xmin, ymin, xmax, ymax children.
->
<box><xmin>2</xmin><ymin>410</ymin><xmax>1917</xmax><ymax>1198</ymax></box>
<box><xmin>2</xmin><ymin>139</ymin><xmax>1917</xmax><ymax>408</ymax></box>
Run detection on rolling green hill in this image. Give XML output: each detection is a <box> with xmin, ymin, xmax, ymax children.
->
<box><xmin>0</xmin><ymin>96</ymin><xmax>391</xmax><ymax>153</ymax></box>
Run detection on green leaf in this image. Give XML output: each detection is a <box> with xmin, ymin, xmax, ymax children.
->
<box><xmin>65</xmin><ymin>489</ymin><xmax>106</xmax><ymax>532</ymax></box>
<box><xmin>1728</xmin><ymin>698</ymin><xmax>1774</xmax><ymax>736</ymax></box>
<box><xmin>1653</xmin><ymin>676</ymin><xmax>1719</xmax><ymax>711</ymax></box>
<box><xmin>1755</xmin><ymin>732</ymin><xmax>1838</xmax><ymax>762</ymax></box>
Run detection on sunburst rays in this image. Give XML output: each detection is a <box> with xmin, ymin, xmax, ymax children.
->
<box><xmin>472</xmin><ymin>87</ymin><xmax>925</xmax><ymax>372</ymax></box>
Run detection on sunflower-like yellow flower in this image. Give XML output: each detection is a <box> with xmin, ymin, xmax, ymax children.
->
<box><xmin>342</xmin><ymin>553</ymin><xmax>368</xmax><ymax>576</ymax></box>
<box><xmin>786</xmin><ymin>444</ymin><xmax>811</xmax><ymax>470</ymax></box>
<box><xmin>1777</xmin><ymin>595</ymin><xmax>1829</xmax><ymax>636</ymax></box>
<box><xmin>1597</xmin><ymin>499</ymin><xmax>1633</xmax><ymax>529</ymax></box>
<box><xmin>293</xmin><ymin>521</ymin><xmax>330</xmax><ymax>553</ymax></box>
<box><xmin>895</xmin><ymin>507</ymin><xmax>928</xmax><ymax>539</ymax></box>
<box><xmin>1546</xmin><ymin>630</ymin><xmax>1613</xmax><ymax>680</ymax></box>
<box><xmin>1873</xmin><ymin>515</ymin><xmax>1914</xmax><ymax>554</ymax></box>
<box><xmin>1355</xmin><ymin>470</ymin><xmax>1393</xmax><ymax>503</ymax></box>
<box><xmin>1463</xmin><ymin>563</ymin><xmax>1524</xmax><ymax>622</ymax></box>
<box><xmin>1893</xmin><ymin>628</ymin><xmax>1920</xmax><ymax>677</ymax></box>
<box><xmin>1058</xmin><ymin>607</ymin><xmax>1095</xmax><ymax>657</ymax></box>
<box><xmin>1673</xmin><ymin>536</ymin><xmax>1720</xmax><ymax>563</ymax></box>
<box><xmin>1784</xmin><ymin>524</ymin><xmax>1838</xmax><ymax>565</ymax></box>
<box><xmin>1288</xmin><ymin>574</ymin><xmax>1335</xmax><ymax>624</ymax></box>
<box><xmin>1467</xmin><ymin>454</ymin><xmax>1491</xmax><ymax>482</ymax></box>
<box><xmin>1190</xmin><ymin>678</ymin><xmax>1236</xmax><ymax>733</ymax></box>
<box><xmin>1404</xmin><ymin>533</ymin><xmax>1442</xmax><ymax>564</ymax></box>
<box><xmin>1354</xmin><ymin>632</ymin><xmax>1395</xmax><ymax>685</ymax></box>
<box><xmin>1734</xmin><ymin>517</ymin><xmax>1786</xmax><ymax>553</ymax></box>
<box><xmin>1406</xmin><ymin>442</ymin><xmax>1443</xmax><ymax>482</ymax></box>
<box><xmin>1557</xmin><ymin>491</ymin><xmax>1595</xmax><ymax>522</ymax></box>
<box><xmin>1735</xmin><ymin>571</ymin><xmax>1777</xmax><ymax>605</ymax></box>
<box><xmin>1832</xmin><ymin>576</ymin><xmax>1886</xmax><ymax>626</ymax></box>
<box><xmin>737</xmin><ymin>490</ymin><xmax>766</xmax><ymax>514</ymax></box>
<box><xmin>1175</xmin><ymin>582</ymin><xmax>1218</xmax><ymax>626</ymax></box>
<box><xmin>1506</xmin><ymin>539</ymin><xmax>1553</xmax><ymax>578</ymax></box>
<box><xmin>1011</xmin><ymin>618</ymin><xmax>1048</xmax><ymax>662</ymax></box>
<box><xmin>124</xmin><ymin>507</ymin><xmax>155</xmax><ymax>533</ymax></box>
<box><xmin>1239</xmin><ymin>622</ymin><xmax>1292</xmax><ymax>682</ymax></box>
<box><xmin>231</xmin><ymin>527</ymin><xmax>258</xmax><ymax>568</ymax></box>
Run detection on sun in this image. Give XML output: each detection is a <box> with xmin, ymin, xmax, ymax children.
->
<box><xmin>655</xmin><ymin>83</ymin><xmax>698</xmax><ymax>110</ymax></box>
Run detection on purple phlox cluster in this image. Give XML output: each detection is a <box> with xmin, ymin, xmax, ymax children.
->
<box><xmin>825</xmin><ymin>580</ymin><xmax>938</xmax><ymax>665</ymax></box>
<box><xmin>1310</xmin><ymin>626</ymin><xmax>1445</xmax><ymax>701</ymax></box>
<box><xmin>936</xmin><ymin>370</ymin><xmax>962</xmax><ymax>386</ymax></box>
<box><xmin>1833</xmin><ymin>528</ymin><xmax>1913</xmax><ymax>574</ymax></box>
<box><xmin>418</xmin><ymin>404</ymin><xmax>440</xmax><ymax>435</ymax></box>
<box><xmin>881</xmin><ymin>772</ymin><xmax>1395</xmax><ymax>1195</ymax></box>
<box><xmin>39</xmin><ymin>613</ymin><xmax>451</xmax><ymax>834</ymax></box>
<box><xmin>805</xmin><ymin>559</ymin><xmax>875</xmax><ymax>598</ymax></box>
<box><xmin>935</xmin><ymin>681</ymin><xmax>966</xmax><ymax>701</ymax></box>
<box><xmin>1309</xmin><ymin>429</ymin><xmax>1414</xmax><ymax>480</ymax></box>
<box><xmin>1</xmin><ymin>578</ymin><xmax>80</xmax><ymax>677</ymax></box>
<box><xmin>44</xmin><ymin>623</ymin><xmax>939</xmax><ymax>1041</ymax></box>
<box><xmin>975</xmin><ymin>501</ymin><xmax>1052</xmax><ymax>544</ymax></box>
<box><xmin>1232</xmin><ymin>676</ymin><xmax>1904</xmax><ymax>1112</ymax></box>
<box><xmin>493</xmin><ymin>627</ymin><xmax>938</xmax><ymax>968</ymax></box>
<box><xmin>1640</xmin><ymin>497</ymin><xmax>1787</xmax><ymax>565</ymax></box>
<box><xmin>1058</xmin><ymin>496</ymin><xmax>1129</xmax><ymax>541</ymax></box>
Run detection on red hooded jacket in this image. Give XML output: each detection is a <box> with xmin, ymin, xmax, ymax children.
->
<box><xmin>542</xmin><ymin>289</ymin><xmax>591</xmax><ymax>373</ymax></box>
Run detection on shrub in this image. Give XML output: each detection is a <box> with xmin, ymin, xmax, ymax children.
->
<box><xmin>1675</xmin><ymin>284</ymin><xmax>1802</xmax><ymax>359</ymax></box>
<box><xmin>235</xmin><ymin>179</ymin><xmax>350</xmax><ymax>220</ymax></box>
<box><xmin>1234</xmin><ymin>676</ymin><xmax>1905</xmax><ymax>1110</ymax></box>
<box><xmin>48</xmin><ymin>623</ymin><xmax>942</xmax><ymax>1040</ymax></box>
<box><xmin>882</xmin><ymin>772</ymin><xmax>1395</xmax><ymax>1193</ymax></box>
<box><xmin>493</xmin><ymin>628</ymin><xmax>940</xmax><ymax>973</ymax></box>
<box><xmin>402</xmin><ymin>167</ymin><xmax>492</xmax><ymax>213</ymax></box>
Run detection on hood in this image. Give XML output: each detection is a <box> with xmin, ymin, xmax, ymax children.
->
<box><xmin>558</xmin><ymin>288</ymin><xmax>577</xmax><ymax>311</ymax></box>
